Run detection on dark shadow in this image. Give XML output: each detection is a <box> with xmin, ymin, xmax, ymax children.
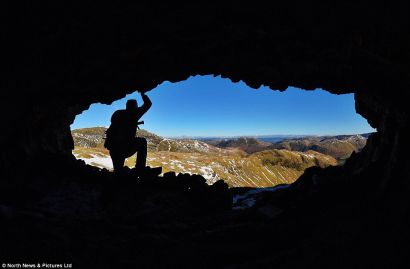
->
<box><xmin>104</xmin><ymin>92</ymin><xmax>161</xmax><ymax>176</ymax></box>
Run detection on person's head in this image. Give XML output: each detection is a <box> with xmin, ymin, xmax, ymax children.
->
<box><xmin>126</xmin><ymin>99</ymin><xmax>138</xmax><ymax>110</ymax></box>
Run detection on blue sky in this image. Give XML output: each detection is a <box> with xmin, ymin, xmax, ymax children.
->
<box><xmin>71</xmin><ymin>75</ymin><xmax>375</xmax><ymax>137</ymax></box>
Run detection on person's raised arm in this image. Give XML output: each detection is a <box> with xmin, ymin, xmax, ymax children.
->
<box><xmin>140</xmin><ymin>92</ymin><xmax>152</xmax><ymax>115</ymax></box>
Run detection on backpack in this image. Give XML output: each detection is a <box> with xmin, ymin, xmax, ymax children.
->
<box><xmin>103</xmin><ymin>127</ymin><xmax>113</xmax><ymax>150</ymax></box>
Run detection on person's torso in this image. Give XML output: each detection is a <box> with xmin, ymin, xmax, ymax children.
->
<box><xmin>107</xmin><ymin>109</ymin><xmax>143</xmax><ymax>142</ymax></box>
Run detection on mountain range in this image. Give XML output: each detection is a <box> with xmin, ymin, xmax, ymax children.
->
<box><xmin>71</xmin><ymin>127</ymin><xmax>368</xmax><ymax>187</ymax></box>
<box><xmin>204</xmin><ymin>134</ymin><xmax>369</xmax><ymax>164</ymax></box>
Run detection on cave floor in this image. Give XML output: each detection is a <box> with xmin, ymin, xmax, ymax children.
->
<box><xmin>0</xmin><ymin>166</ymin><xmax>408</xmax><ymax>268</ymax></box>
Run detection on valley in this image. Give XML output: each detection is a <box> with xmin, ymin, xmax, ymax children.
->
<box><xmin>72</xmin><ymin>127</ymin><xmax>368</xmax><ymax>187</ymax></box>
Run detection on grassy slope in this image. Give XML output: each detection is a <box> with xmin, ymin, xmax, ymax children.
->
<box><xmin>73</xmin><ymin>146</ymin><xmax>337</xmax><ymax>187</ymax></box>
<box><xmin>71</xmin><ymin>127</ymin><xmax>338</xmax><ymax>187</ymax></box>
<box><xmin>269</xmin><ymin>136</ymin><xmax>367</xmax><ymax>164</ymax></box>
<box><xmin>204</xmin><ymin>135</ymin><xmax>368</xmax><ymax>164</ymax></box>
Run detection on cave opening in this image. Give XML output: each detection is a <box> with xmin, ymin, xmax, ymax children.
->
<box><xmin>4</xmin><ymin>3</ymin><xmax>410</xmax><ymax>266</ymax></box>
<box><xmin>70</xmin><ymin>75</ymin><xmax>375</xmax><ymax>188</ymax></box>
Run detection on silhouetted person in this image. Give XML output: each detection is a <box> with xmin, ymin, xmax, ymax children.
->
<box><xmin>104</xmin><ymin>92</ymin><xmax>152</xmax><ymax>173</ymax></box>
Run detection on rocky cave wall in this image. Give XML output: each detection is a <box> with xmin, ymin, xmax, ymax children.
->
<box><xmin>2</xmin><ymin>3</ymin><xmax>410</xmax><ymax>190</ymax></box>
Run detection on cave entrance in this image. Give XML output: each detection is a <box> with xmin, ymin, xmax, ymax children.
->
<box><xmin>70</xmin><ymin>75</ymin><xmax>375</xmax><ymax>188</ymax></box>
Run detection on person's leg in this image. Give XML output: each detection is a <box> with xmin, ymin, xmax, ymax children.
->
<box><xmin>110</xmin><ymin>151</ymin><xmax>126</xmax><ymax>173</ymax></box>
<box><xmin>134</xmin><ymin>137</ymin><xmax>148</xmax><ymax>170</ymax></box>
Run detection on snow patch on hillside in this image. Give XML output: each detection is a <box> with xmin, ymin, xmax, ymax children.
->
<box><xmin>74</xmin><ymin>153</ymin><xmax>113</xmax><ymax>170</ymax></box>
<box><xmin>199</xmin><ymin>166</ymin><xmax>220</xmax><ymax>184</ymax></box>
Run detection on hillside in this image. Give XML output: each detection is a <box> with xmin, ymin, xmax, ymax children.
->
<box><xmin>71</xmin><ymin>127</ymin><xmax>337</xmax><ymax>187</ymax></box>
<box><xmin>71</xmin><ymin>127</ymin><xmax>107</xmax><ymax>148</ymax></box>
<box><xmin>72</xmin><ymin>127</ymin><xmax>230</xmax><ymax>154</ymax></box>
<box><xmin>204</xmin><ymin>134</ymin><xmax>369</xmax><ymax>164</ymax></box>
<box><xmin>73</xmin><ymin>146</ymin><xmax>336</xmax><ymax>187</ymax></box>
<box><xmin>270</xmin><ymin>134</ymin><xmax>368</xmax><ymax>163</ymax></box>
<box><xmin>205</xmin><ymin>137</ymin><xmax>272</xmax><ymax>154</ymax></box>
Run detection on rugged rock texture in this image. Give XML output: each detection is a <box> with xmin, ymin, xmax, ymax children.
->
<box><xmin>2</xmin><ymin>2</ymin><xmax>410</xmax><ymax>268</ymax></box>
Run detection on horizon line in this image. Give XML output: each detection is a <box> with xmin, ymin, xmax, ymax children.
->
<box><xmin>71</xmin><ymin>125</ymin><xmax>375</xmax><ymax>138</ymax></box>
